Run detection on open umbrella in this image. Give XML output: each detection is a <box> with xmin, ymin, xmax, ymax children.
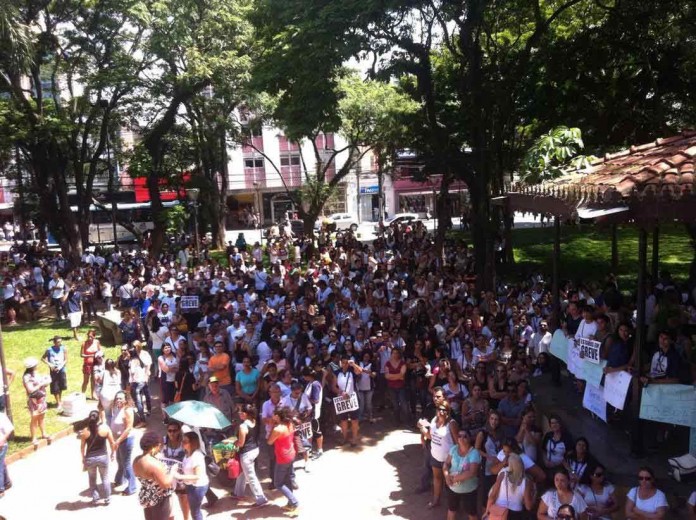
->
<box><xmin>164</xmin><ymin>401</ymin><xmax>232</xmax><ymax>430</ymax></box>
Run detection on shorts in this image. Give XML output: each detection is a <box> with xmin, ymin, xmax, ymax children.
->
<box><xmin>429</xmin><ymin>454</ymin><xmax>444</xmax><ymax>469</ymax></box>
<box><xmin>447</xmin><ymin>487</ymin><xmax>477</xmax><ymax>515</ymax></box>
<box><xmin>311</xmin><ymin>417</ymin><xmax>323</xmax><ymax>438</ymax></box>
<box><xmin>68</xmin><ymin>311</ymin><xmax>82</xmax><ymax>328</ymax></box>
<box><xmin>144</xmin><ymin>495</ymin><xmax>173</xmax><ymax>520</ymax></box>
<box><xmin>50</xmin><ymin>370</ymin><xmax>68</xmax><ymax>395</ymax></box>
<box><xmin>336</xmin><ymin>409</ymin><xmax>359</xmax><ymax>422</ymax></box>
<box><xmin>82</xmin><ymin>362</ymin><xmax>94</xmax><ymax>376</ymax></box>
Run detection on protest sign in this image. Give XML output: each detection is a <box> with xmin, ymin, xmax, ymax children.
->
<box><xmin>568</xmin><ymin>345</ymin><xmax>581</xmax><ymax>377</ymax></box>
<box><xmin>603</xmin><ymin>371</ymin><xmax>632</xmax><ymax>411</ymax></box>
<box><xmin>549</xmin><ymin>330</ymin><xmax>568</xmax><ymax>363</ymax></box>
<box><xmin>298</xmin><ymin>421</ymin><xmax>313</xmax><ymax>440</ymax></box>
<box><xmin>333</xmin><ymin>392</ymin><xmax>359</xmax><ymax>415</ymax></box>
<box><xmin>577</xmin><ymin>337</ymin><xmax>601</xmax><ymax>364</ymax></box>
<box><xmin>640</xmin><ymin>384</ymin><xmax>696</xmax><ymax>428</ymax></box>
<box><xmin>582</xmin><ymin>384</ymin><xmax>607</xmax><ymax>422</ymax></box>
<box><xmin>580</xmin><ymin>359</ymin><xmax>607</xmax><ymax>388</ymax></box>
<box><xmin>180</xmin><ymin>295</ymin><xmax>199</xmax><ymax>310</ymax></box>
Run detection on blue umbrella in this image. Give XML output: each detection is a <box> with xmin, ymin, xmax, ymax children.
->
<box><xmin>164</xmin><ymin>401</ymin><xmax>232</xmax><ymax>430</ymax></box>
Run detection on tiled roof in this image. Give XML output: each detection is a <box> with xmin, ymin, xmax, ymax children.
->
<box><xmin>571</xmin><ymin>130</ymin><xmax>696</xmax><ymax>198</ymax></box>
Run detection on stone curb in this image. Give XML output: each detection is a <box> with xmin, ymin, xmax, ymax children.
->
<box><xmin>6</xmin><ymin>425</ymin><xmax>74</xmax><ymax>465</ymax></box>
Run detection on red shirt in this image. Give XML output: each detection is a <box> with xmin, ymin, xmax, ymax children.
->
<box><xmin>386</xmin><ymin>360</ymin><xmax>405</xmax><ymax>389</ymax></box>
<box><xmin>274</xmin><ymin>426</ymin><xmax>296</xmax><ymax>464</ymax></box>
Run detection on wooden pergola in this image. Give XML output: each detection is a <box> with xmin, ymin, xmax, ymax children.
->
<box><xmin>494</xmin><ymin>130</ymin><xmax>696</xmax><ymax>453</ymax></box>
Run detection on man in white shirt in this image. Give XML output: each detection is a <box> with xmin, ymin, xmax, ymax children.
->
<box><xmin>160</xmin><ymin>286</ymin><xmax>178</xmax><ymax>311</ymax></box>
<box><xmin>530</xmin><ymin>320</ymin><xmax>553</xmax><ymax>358</ymax></box>
<box><xmin>48</xmin><ymin>273</ymin><xmax>66</xmax><ymax>320</ymax></box>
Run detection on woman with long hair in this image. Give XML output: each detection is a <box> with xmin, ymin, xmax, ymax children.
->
<box><xmin>577</xmin><ymin>463</ymin><xmax>619</xmax><ymax>520</ymax></box>
<box><xmin>267</xmin><ymin>406</ymin><xmax>299</xmax><ymax>513</ymax></box>
<box><xmin>80</xmin><ymin>329</ymin><xmax>102</xmax><ymax>400</ymax></box>
<box><xmin>418</xmin><ymin>400</ymin><xmax>459</xmax><ymax>510</ymax></box>
<box><xmin>76</xmin><ymin>410</ymin><xmax>115</xmax><ymax>506</ymax></box>
<box><xmin>443</xmin><ymin>430</ymin><xmax>481</xmax><ymax>520</ymax></box>
<box><xmin>98</xmin><ymin>358</ymin><xmax>121</xmax><ymax>423</ymax></box>
<box><xmin>541</xmin><ymin>415</ymin><xmax>573</xmax><ymax>481</ymax></box>
<box><xmin>486</xmin><ymin>453</ymin><xmax>535</xmax><ymax>519</ymax></box>
<box><xmin>461</xmin><ymin>382</ymin><xmax>489</xmax><ymax>434</ymax></box>
<box><xmin>232</xmin><ymin>404</ymin><xmax>268</xmax><ymax>507</ymax></box>
<box><xmin>476</xmin><ymin>409</ymin><xmax>504</xmax><ymax>497</ymax></box>
<box><xmin>158</xmin><ymin>344</ymin><xmax>179</xmax><ymax>407</ymax></box>
<box><xmin>22</xmin><ymin>357</ymin><xmax>49</xmax><ymax>446</ymax></box>
<box><xmin>109</xmin><ymin>390</ymin><xmax>136</xmax><ymax>496</ymax></box>
<box><xmin>537</xmin><ymin>467</ymin><xmax>588</xmax><ymax>519</ymax></box>
<box><xmin>177</xmin><ymin>432</ymin><xmax>209</xmax><ymax>520</ymax></box>
<box><xmin>563</xmin><ymin>437</ymin><xmax>596</xmax><ymax>490</ymax></box>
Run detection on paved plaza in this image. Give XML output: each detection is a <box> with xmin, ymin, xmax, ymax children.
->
<box><xmin>0</xmin><ymin>415</ymin><xmax>438</xmax><ymax>520</ymax></box>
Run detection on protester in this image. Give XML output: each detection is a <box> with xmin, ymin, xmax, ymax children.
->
<box><xmin>80</xmin><ymin>329</ymin><xmax>102</xmax><ymax>399</ymax></box>
<box><xmin>537</xmin><ymin>467</ymin><xmax>588</xmax><ymax>519</ymax></box>
<box><xmin>624</xmin><ymin>466</ymin><xmax>668</xmax><ymax>519</ymax></box>
<box><xmin>133</xmin><ymin>431</ymin><xmax>175</xmax><ymax>520</ymax></box>
<box><xmin>41</xmin><ymin>336</ymin><xmax>68</xmax><ymax>413</ymax></box>
<box><xmin>22</xmin><ymin>357</ymin><xmax>49</xmax><ymax>445</ymax></box>
<box><xmin>267</xmin><ymin>406</ymin><xmax>299</xmax><ymax>513</ymax></box>
<box><xmin>233</xmin><ymin>404</ymin><xmax>268</xmax><ymax>507</ymax></box>
<box><xmin>485</xmin><ymin>453</ymin><xmax>534</xmax><ymax>519</ymax></box>
<box><xmin>75</xmin><ymin>410</ymin><xmax>115</xmax><ymax>506</ymax></box>
<box><xmin>576</xmin><ymin>463</ymin><xmax>619</xmax><ymax>520</ymax></box>
<box><xmin>177</xmin><ymin>432</ymin><xmax>209</xmax><ymax>520</ymax></box>
<box><xmin>0</xmin><ymin>410</ymin><xmax>14</xmax><ymax>498</ymax></box>
<box><xmin>110</xmin><ymin>390</ymin><xmax>137</xmax><ymax>496</ymax></box>
<box><xmin>443</xmin><ymin>429</ymin><xmax>480</xmax><ymax>520</ymax></box>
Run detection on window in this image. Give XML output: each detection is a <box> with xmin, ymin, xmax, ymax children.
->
<box><xmin>280</xmin><ymin>155</ymin><xmax>301</xmax><ymax>167</ymax></box>
<box><xmin>244</xmin><ymin>158</ymin><xmax>264</xmax><ymax>168</ymax></box>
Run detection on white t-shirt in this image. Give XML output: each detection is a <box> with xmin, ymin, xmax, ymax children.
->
<box><xmin>575</xmin><ymin>320</ymin><xmax>597</xmax><ymax>340</ymax></box>
<box><xmin>577</xmin><ymin>483</ymin><xmax>616</xmax><ymax>520</ymax></box>
<box><xmin>0</xmin><ymin>411</ymin><xmax>14</xmax><ymax>447</ymax></box>
<box><xmin>541</xmin><ymin>490</ymin><xmax>587</xmax><ymax>518</ymax></box>
<box><xmin>627</xmin><ymin>487</ymin><xmax>668</xmax><ymax>514</ymax></box>
<box><xmin>49</xmin><ymin>278</ymin><xmax>65</xmax><ymax>299</ymax></box>
<box><xmin>429</xmin><ymin>418</ymin><xmax>455</xmax><ymax>463</ymax></box>
<box><xmin>182</xmin><ymin>450</ymin><xmax>209</xmax><ymax>487</ymax></box>
<box><xmin>335</xmin><ymin>369</ymin><xmax>357</xmax><ymax>395</ymax></box>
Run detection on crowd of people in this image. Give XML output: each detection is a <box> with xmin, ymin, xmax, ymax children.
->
<box><xmin>1</xmin><ymin>217</ymin><xmax>696</xmax><ymax>519</ymax></box>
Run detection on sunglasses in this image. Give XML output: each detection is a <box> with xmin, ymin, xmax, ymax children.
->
<box><xmin>167</xmin><ymin>428</ymin><xmax>180</xmax><ymax>433</ymax></box>
<box><xmin>557</xmin><ymin>515</ymin><xmax>573</xmax><ymax>520</ymax></box>
<box><xmin>638</xmin><ymin>476</ymin><xmax>652</xmax><ymax>481</ymax></box>
<box><xmin>593</xmin><ymin>472</ymin><xmax>604</xmax><ymax>477</ymax></box>
<box><xmin>437</xmin><ymin>408</ymin><xmax>448</xmax><ymax>414</ymax></box>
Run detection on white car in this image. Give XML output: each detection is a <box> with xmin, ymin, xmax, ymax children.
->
<box><xmin>314</xmin><ymin>213</ymin><xmax>360</xmax><ymax>231</ymax></box>
<box><xmin>378</xmin><ymin>212</ymin><xmax>420</xmax><ymax>230</ymax></box>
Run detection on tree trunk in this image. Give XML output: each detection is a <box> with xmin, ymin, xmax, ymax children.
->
<box><xmin>469</xmin><ymin>178</ymin><xmax>495</xmax><ymax>291</ymax></box>
<box><xmin>435</xmin><ymin>175</ymin><xmax>452</xmax><ymax>262</ymax></box>
<box><xmin>210</xmin><ymin>195</ymin><xmax>226</xmax><ymax>250</ymax></box>
<box><xmin>503</xmin><ymin>209</ymin><xmax>514</xmax><ymax>264</ymax></box>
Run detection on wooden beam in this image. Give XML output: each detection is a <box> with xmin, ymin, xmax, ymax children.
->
<box><xmin>630</xmin><ymin>227</ymin><xmax>648</xmax><ymax>456</ymax></box>
<box><xmin>651</xmin><ymin>225</ymin><xmax>660</xmax><ymax>281</ymax></box>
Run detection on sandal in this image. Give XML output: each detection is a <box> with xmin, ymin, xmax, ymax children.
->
<box><xmin>426</xmin><ymin>501</ymin><xmax>440</xmax><ymax>509</ymax></box>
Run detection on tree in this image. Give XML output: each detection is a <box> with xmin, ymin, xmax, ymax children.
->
<box><xmin>246</xmin><ymin>72</ymin><xmax>417</xmax><ymax>238</ymax></box>
<box><xmin>0</xmin><ymin>0</ymin><xmax>149</xmax><ymax>261</ymax></box>
<box><xmin>252</xmin><ymin>0</ymin><xmax>609</xmax><ymax>287</ymax></box>
<box><xmin>130</xmin><ymin>0</ymin><xmax>255</xmax><ymax>257</ymax></box>
<box><xmin>520</xmin><ymin>126</ymin><xmax>595</xmax><ymax>184</ymax></box>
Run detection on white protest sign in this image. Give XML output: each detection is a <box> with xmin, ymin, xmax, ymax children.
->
<box><xmin>568</xmin><ymin>345</ymin><xmax>582</xmax><ymax>377</ymax></box>
<box><xmin>640</xmin><ymin>384</ymin><xmax>696</xmax><ymax>427</ymax></box>
<box><xmin>333</xmin><ymin>392</ymin><xmax>359</xmax><ymax>415</ymax></box>
<box><xmin>298</xmin><ymin>421</ymin><xmax>313</xmax><ymax>440</ymax></box>
<box><xmin>180</xmin><ymin>295</ymin><xmax>199</xmax><ymax>310</ymax></box>
<box><xmin>603</xmin><ymin>371</ymin><xmax>632</xmax><ymax>410</ymax></box>
<box><xmin>577</xmin><ymin>337</ymin><xmax>601</xmax><ymax>364</ymax></box>
<box><xmin>582</xmin><ymin>384</ymin><xmax>607</xmax><ymax>422</ymax></box>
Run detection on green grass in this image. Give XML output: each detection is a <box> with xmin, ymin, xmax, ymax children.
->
<box><xmin>2</xmin><ymin>321</ymin><xmax>120</xmax><ymax>454</ymax></box>
<box><xmin>497</xmin><ymin>223</ymin><xmax>693</xmax><ymax>289</ymax></box>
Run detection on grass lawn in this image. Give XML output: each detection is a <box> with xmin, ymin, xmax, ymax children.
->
<box><xmin>1</xmin><ymin>321</ymin><xmax>120</xmax><ymax>454</ymax></box>
<box><xmin>498</xmin><ymin>223</ymin><xmax>693</xmax><ymax>289</ymax></box>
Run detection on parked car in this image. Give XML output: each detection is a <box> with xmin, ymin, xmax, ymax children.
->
<box><xmin>376</xmin><ymin>212</ymin><xmax>420</xmax><ymax>231</ymax></box>
<box><xmin>314</xmin><ymin>213</ymin><xmax>360</xmax><ymax>232</ymax></box>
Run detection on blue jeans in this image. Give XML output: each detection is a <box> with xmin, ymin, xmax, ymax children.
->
<box><xmin>273</xmin><ymin>462</ymin><xmax>298</xmax><ymax>507</ymax></box>
<box><xmin>130</xmin><ymin>382</ymin><xmax>151</xmax><ymax>420</ymax></box>
<box><xmin>388</xmin><ymin>386</ymin><xmax>411</xmax><ymax>424</ymax></box>
<box><xmin>114</xmin><ymin>436</ymin><xmax>136</xmax><ymax>494</ymax></box>
<box><xmin>0</xmin><ymin>444</ymin><xmax>7</xmax><ymax>492</ymax></box>
<box><xmin>85</xmin><ymin>453</ymin><xmax>111</xmax><ymax>500</ymax></box>
<box><xmin>186</xmin><ymin>485</ymin><xmax>208</xmax><ymax>520</ymax></box>
<box><xmin>358</xmin><ymin>389</ymin><xmax>373</xmax><ymax>421</ymax></box>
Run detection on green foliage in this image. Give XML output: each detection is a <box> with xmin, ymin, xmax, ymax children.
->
<box><xmin>520</xmin><ymin>126</ymin><xmax>596</xmax><ymax>184</ymax></box>
<box><xmin>165</xmin><ymin>204</ymin><xmax>188</xmax><ymax>235</ymax></box>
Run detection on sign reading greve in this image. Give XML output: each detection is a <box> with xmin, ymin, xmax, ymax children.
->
<box><xmin>576</xmin><ymin>337</ymin><xmax>601</xmax><ymax>364</ymax></box>
<box><xmin>333</xmin><ymin>392</ymin><xmax>359</xmax><ymax>415</ymax></box>
<box><xmin>298</xmin><ymin>421</ymin><xmax>313</xmax><ymax>440</ymax></box>
<box><xmin>180</xmin><ymin>295</ymin><xmax>199</xmax><ymax>310</ymax></box>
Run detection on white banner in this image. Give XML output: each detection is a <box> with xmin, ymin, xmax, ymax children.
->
<box><xmin>568</xmin><ymin>344</ymin><xmax>582</xmax><ymax>376</ymax></box>
<box><xmin>582</xmin><ymin>384</ymin><xmax>607</xmax><ymax>422</ymax></box>
<box><xmin>180</xmin><ymin>295</ymin><xmax>199</xmax><ymax>310</ymax></box>
<box><xmin>603</xmin><ymin>371</ymin><xmax>632</xmax><ymax>410</ymax></box>
<box><xmin>298</xmin><ymin>421</ymin><xmax>313</xmax><ymax>440</ymax></box>
<box><xmin>577</xmin><ymin>337</ymin><xmax>602</xmax><ymax>364</ymax></box>
<box><xmin>333</xmin><ymin>392</ymin><xmax>359</xmax><ymax>415</ymax></box>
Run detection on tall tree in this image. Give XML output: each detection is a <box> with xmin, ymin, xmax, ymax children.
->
<box><xmin>252</xmin><ymin>0</ymin><xmax>605</xmax><ymax>287</ymax></box>
<box><xmin>129</xmin><ymin>0</ymin><xmax>255</xmax><ymax>257</ymax></box>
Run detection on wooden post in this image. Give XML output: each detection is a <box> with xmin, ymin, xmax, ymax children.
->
<box><xmin>651</xmin><ymin>225</ymin><xmax>659</xmax><ymax>282</ymax></box>
<box><xmin>630</xmin><ymin>227</ymin><xmax>648</xmax><ymax>456</ymax></box>
<box><xmin>552</xmin><ymin>215</ymin><xmax>561</xmax><ymax>328</ymax></box>
<box><xmin>611</xmin><ymin>224</ymin><xmax>618</xmax><ymax>273</ymax></box>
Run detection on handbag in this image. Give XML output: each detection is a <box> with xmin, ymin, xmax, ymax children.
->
<box><xmin>227</xmin><ymin>454</ymin><xmax>241</xmax><ymax>479</ymax></box>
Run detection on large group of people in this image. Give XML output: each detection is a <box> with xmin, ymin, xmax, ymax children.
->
<box><xmin>1</xmin><ymin>215</ymin><xmax>696</xmax><ymax>519</ymax></box>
